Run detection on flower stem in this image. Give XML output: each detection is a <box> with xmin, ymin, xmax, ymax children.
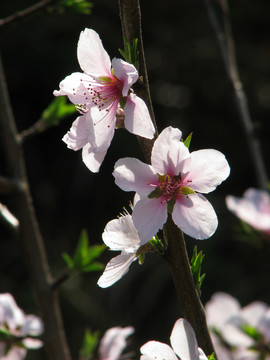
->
<box><xmin>0</xmin><ymin>53</ymin><xmax>71</xmax><ymax>360</ymax></box>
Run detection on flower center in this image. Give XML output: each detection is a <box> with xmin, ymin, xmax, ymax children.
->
<box><xmin>148</xmin><ymin>174</ymin><xmax>194</xmax><ymax>203</ymax></box>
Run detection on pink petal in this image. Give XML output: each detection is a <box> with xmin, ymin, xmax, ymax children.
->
<box><xmin>112</xmin><ymin>58</ymin><xmax>138</xmax><ymax>97</ymax></box>
<box><xmin>0</xmin><ymin>345</ymin><xmax>26</xmax><ymax>360</ymax></box>
<box><xmin>205</xmin><ymin>292</ymin><xmax>241</xmax><ymax>330</ymax></box>
<box><xmin>53</xmin><ymin>72</ymin><xmax>90</xmax><ymax>105</ymax></box>
<box><xmin>132</xmin><ymin>198</ymin><xmax>168</xmax><ymax>244</ymax></box>
<box><xmin>89</xmin><ymin>106</ymin><xmax>116</xmax><ymax>152</ymax></box>
<box><xmin>97</xmin><ymin>253</ymin><xmax>136</xmax><ymax>288</ymax></box>
<box><xmin>140</xmin><ymin>341</ymin><xmax>178</xmax><ymax>360</ymax></box>
<box><xmin>62</xmin><ymin>114</ymin><xmax>94</xmax><ymax>151</ymax></box>
<box><xmin>82</xmin><ymin>143</ymin><xmax>107</xmax><ymax>173</ymax></box>
<box><xmin>22</xmin><ymin>338</ymin><xmax>43</xmax><ymax>349</ymax></box>
<box><xmin>258</xmin><ymin>309</ymin><xmax>270</xmax><ymax>342</ymax></box>
<box><xmin>113</xmin><ymin>158</ymin><xmax>158</xmax><ymax>196</ymax></box>
<box><xmin>172</xmin><ymin>193</ymin><xmax>218</xmax><ymax>240</ymax></box>
<box><xmin>182</xmin><ymin>149</ymin><xmax>230</xmax><ymax>194</ymax></box>
<box><xmin>21</xmin><ymin>315</ymin><xmax>43</xmax><ymax>337</ymax></box>
<box><xmin>102</xmin><ymin>215</ymin><xmax>140</xmax><ymax>251</ymax></box>
<box><xmin>170</xmin><ymin>319</ymin><xmax>199</xmax><ymax>360</ymax></box>
<box><xmin>151</xmin><ymin>126</ymin><xmax>190</xmax><ymax>176</ymax></box>
<box><xmin>241</xmin><ymin>301</ymin><xmax>268</xmax><ymax>328</ymax></box>
<box><xmin>0</xmin><ymin>293</ymin><xmax>25</xmax><ymax>332</ymax></box>
<box><xmin>99</xmin><ymin>326</ymin><xmax>134</xmax><ymax>360</ymax></box>
<box><xmin>77</xmin><ymin>28</ymin><xmax>111</xmax><ymax>77</ymax></box>
<box><xmin>124</xmin><ymin>93</ymin><xmax>155</xmax><ymax>139</ymax></box>
<box><xmin>226</xmin><ymin>188</ymin><xmax>270</xmax><ymax>233</ymax></box>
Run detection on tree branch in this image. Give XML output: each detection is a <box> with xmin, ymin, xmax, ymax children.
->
<box><xmin>118</xmin><ymin>1</ymin><xmax>216</xmax><ymax>356</ymax></box>
<box><xmin>0</xmin><ymin>53</ymin><xmax>72</xmax><ymax>360</ymax></box>
<box><xmin>204</xmin><ymin>0</ymin><xmax>269</xmax><ymax>191</ymax></box>
<box><xmin>0</xmin><ymin>0</ymin><xmax>58</xmax><ymax>29</ymax></box>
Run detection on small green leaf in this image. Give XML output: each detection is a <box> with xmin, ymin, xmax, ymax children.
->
<box><xmin>80</xmin><ymin>261</ymin><xmax>105</xmax><ymax>273</ymax></box>
<box><xmin>208</xmin><ymin>353</ymin><xmax>216</xmax><ymax>360</ymax></box>
<box><xmin>138</xmin><ymin>252</ymin><xmax>145</xmax><ymax>265</ymax></box>
<box><xmin>240</xmin><ymin>324</ymin><xmax>262</xmax><ymax>341</ymax></box>
<box><xmin>53</xmin><ymin>0</ymin><xmax>93</xmax><ymax>15</ymax></box>
<box><xmin>149</xmin><ymin>235</ymin><xmax>165</xmax><ymax>254</ymax></box>
<box><xmin>148</xmin><ymin>187</ymin><xmax>162</xmax><ymax>199</ymax></box>
<box><xmin>119</xmin><ymin>38</ymin><xmax>139</xmax><ymax>68</ymax></box>
<box><xmin>181</xmin><ymin>186</ymin><xmax>195</xmax><ymax>195</ymax></box>
<box><xmin>61</xmin><ymin>253</ymin><xmax>74</xmax><ymax>270</ymax></box>
<box><xmin>190</xmin><ymin>246</ymin><xmax>206</xmax><ymax>293</ymax></box>
<box><xmin>80</xmin><ymin>328</ymin><xmax>100</xmax><ymax>360</ymax></box>
<box><xmin>41</xmin><ymin>96</ymin><xmax>76</xmax><ymax>127</ymax></box>
<box><xmin>183</xmin><ymin>132</ymin><xmax>193</xmax><ymax>149</ymax></box>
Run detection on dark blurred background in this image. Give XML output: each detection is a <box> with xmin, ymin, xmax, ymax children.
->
<box><xmin>0</xmin><ymin>0</ymin><xmax>270</xmax><ymax>358</ymax></box>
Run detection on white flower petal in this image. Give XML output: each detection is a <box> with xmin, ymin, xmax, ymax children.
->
<box><xmin>226</xmin><ymin>188</ymin><xmax>270</xmax><ymax>233</ymax></box>
<box><xmin>99</xmin><ymin>326</ymin><xmax>134</xmax><ymax>360</ymax></box>
<box><xmin>182</xmin><ymin>149</ymin><xmax>230</xmax><ymax>194</ymax></box>
<box><xmin>53</xmin><ymin>72</ymin><xmax>90</xmax><ymax>105</ymax></box>
<box><xmin>62</xmin><ymin>114</ymin><xmax>94</xmax><ymax>151</ymax></box>
<box><xmin>0</xmin><ymin>293</ymin><xmax>25</xmax><ymax>332</ymax></box>
<box><xmin>82</xmin><ymin>143</ymin><xmax>107</xmax><ymax>173</ymax></box>
<box><xmin>112</xmin><ymin>58</ymin><xmax>138</xmax><ymax>97</ymax></box>
<box><xmin>132</xmin><ymin>198</ymin><xmax>168</xmax><ymax>245</ymax></box>
<box><xmin>172</xmin><ymin>193</ymin><xmax>218</xmax><ymax>240</ymax></box>
<box><xmin>97</xmin><ymin>253</ymin><xmax>136</xmax><ymax>288</ymax></box>
<box><xmin>170</xmin><ymin>319</ymin><xmax>199</xmax><ymax>360</ymax></box>
<box><xmin>124</xmin><ymin>93</ymin><xmax>155</xmax><ymax>139</ymax></box>
<box><xmin>113</xmin><ymin>158</ymin><xmax>158</xmax><ymax>196</ymax></box>
<box><xmin>22</xmin><ymin>338</ymin><xmax>43</xmax><ymax>349</ymax></box>
<box><xmin>21</xmin><ymin>315</ymin><xmax>43</xmax><ymax>337</ymax></box>
<box><xmin>151</xmin><ymin>126</ymin><xmax>190</xmax><ymax>176</ymax></box>
<box><xmin>77</xmin><ymin>28</ymin><xmax>111</xmax><ymax>77</ymax></box>
<box><xmin>205</xmin><ymin>292</ymin><xmax>241</xmax><ymax>330</ymax></box>
<box><xmin>0</xmin><ymin>344</ymin><xmax>27</xmax><ymax>360</ymax></box>
<box><xmin>241</xmin><ymin>301</ymin><xmax>268</xmax><ymax>328</ymax></box>
<box><xmin>102</xmin><ymin>215</ymin><xmax>140</xmax><ymax>251</ymax></box>
<box><xmin>140</xmin><ymin>341</ymin><xmax>178</xmax><ymax>360</ymax></box>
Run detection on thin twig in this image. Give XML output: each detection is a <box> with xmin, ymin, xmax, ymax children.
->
<box><xmin>204</xmin><ymin>0</ymin><xmax>269</xmax><ymax>191</ymax></box>
<box><xmin>118</xmin><ymin>1</ymin><xmax>216</xmax><ymax>356</ymax></box>
<box><xmin>118</xmin><ymin>0</ymin><xmax>158</xmax><ymax>164</ymax></box>
<box><xmin>0</xmin><ymin>53</ymin><xmax>72</xmax><ymax>360</ymax></box>
<box><xmin>0</xmin><ymin>0</ymin><xmax>57</xmax><ymax>29</ymax></box>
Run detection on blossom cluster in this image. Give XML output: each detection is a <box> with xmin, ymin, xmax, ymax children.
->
<box><xmin>205</xmin><ymin>292</ymin><xmax>270</xmax><ymax>360</ymax></box>
<box><xmin>0</xmin><ymin>293</ymin><xmax>43</xmax><ymax>360</ymax></box>
<box><xmin>55</xmin><ymin>28</ymin><xmax>230</xmax><ymax>289</ymax></box>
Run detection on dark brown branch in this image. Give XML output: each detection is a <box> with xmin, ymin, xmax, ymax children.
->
<box><xmin>163</xmin><ymin>215</ymin><xmax>215</xmax><ymax>356</ymax></box>
<box><xmin>204</xmin><ymin>0</ymin><xmax>269</xmax><ymax>191</ymax></box>
<box><xmin>118</xmin><ymin>0</ymin><xmax>158</xmax><ymax>164</ymax></box>
<box><xmin>0</xmin><ymin>54</ymin><xmax>71</xmax><ymax>360</ymax></box>
<box><xmin>0</xmin><ymin>0</ymin><xmax>58</xmax><ymax>29</ymax></box>
<box><xmin>118</xmin><ymin>1</ymin><xmax>216</xmax><ymax>356</ymax></box>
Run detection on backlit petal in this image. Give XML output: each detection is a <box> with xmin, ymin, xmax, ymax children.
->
<box><xmin>112</xmin><ymin>58</ymin><xmax>138</xmax><ymax>97</ymax></box>
<box><xmin>132</xmin><ymin>198</ymin><xmax>168</xmax><ymax>244</ymax></box>
<box><xmin>97</xmin><ymin>253</ymin><xmax>136</xmax><ymax>288</ymax></box>
<box><xmin>82</xmin><ymin>143</ymin><xmax>107</xmax><ymax>173</ymax></box>
<box><xmin>124</xmin><ymin>93</ymin><xmax>155</xmax><ymax>139</ymax></box>
<box><xmin>140</xmin><ymin>341</ymin><xmax>178</xmax><ymax>360</ymax></box>
<box><xmin>151</xmin><ymin>126</ymin><xmax>190</xmax><ymax>176</ymax></box>
<box><xmin>77</xmin><ymin>28</ymin><xmax>111</xmax><ymax>77</ymax></box>
<box><xmin>170</xmin><ymin>319</ymin><xmax>199</xmax><ymax>360</ymax></box>
<box><xmin>99</xmin><ymin>326</ymin><xmax>134</xmax><ymax>360</ymax></box>
<box><xmin>62</xmin><ymin>115</ymin><xmax>94</xmax><ymax>151</ymax></box>
<box><xmin>172</xmin><ymin>193</ymin><xmax>218</xmax><ymax>239</ymax></box>
<box><xmin>102</xmin><ymin>215</ymin><xmax>140</xmax><ymax>251</ymax></box>
<box><xmin>113</xmin><ymin>158</ymin><xmax>158</xmax><ymax>196</ymax></box>
<box><xmin>182</xmin><ymin>149</ymin><xmax>230</xmax><ymax>194</ymax></box>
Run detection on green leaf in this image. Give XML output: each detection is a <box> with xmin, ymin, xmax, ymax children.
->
<box><xmin>119</xmin><ymin>38</ymin><xmax>139</xmax><ymax>69</ymax></box>
<box><xmin>80</xmin><ymin>328</ymin><xmax>100</xmax><ymax>360</ymax></box>
<box><xmin>183</xmin><ymin>132</ymin><xmax>193</xmax><ymax>148</ymax></box>
<box><xmin>190</xmin><ymin>246</ymin><xmax>206</xmax><ymax>293</ymax></box>
<box><xmin>149</xmin><ymin>235</ymin><xmax>165</xmax><ymax>254</ymax></box>
<box><xmin>80</xmin><ymin>261</ymin><xmax>105</xmax><ymax>273</ymax></box>
<box><xmin>73</xmin><ymin>229</ymin><xmax>89</xmax><ymax>266</ymax></box>
<box><xmin>41</xmin><ymin>96</ymin><xmax>76</xmax><ymax>127</ymax></box>
<box><xmin>181</xmin><ymin>186</ymin><xmax>195</xmax><ymax>195</ymax></box>
<box><xmin>240</xmin><ymin>324</ymin><xmax>263</xmax><ymax>341</ymax></box>
<box><xmin>61</xmin><ymin>253</ymin><xmax>74</xmax><ymax>270</ymax></box>
<box><xmin>54</xmin><ymin>0</ymin><xmax>93</xmax><ymax>15</ymax></box>
<box><xmin>167</xmin><ymin>198</ymin><xmax>176</xmax><ymax>214</ymax></box>
<box><xmin>208</xmin><ymin>353</ymin><xmax>216</xmax><ymax>360</ymax></box>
